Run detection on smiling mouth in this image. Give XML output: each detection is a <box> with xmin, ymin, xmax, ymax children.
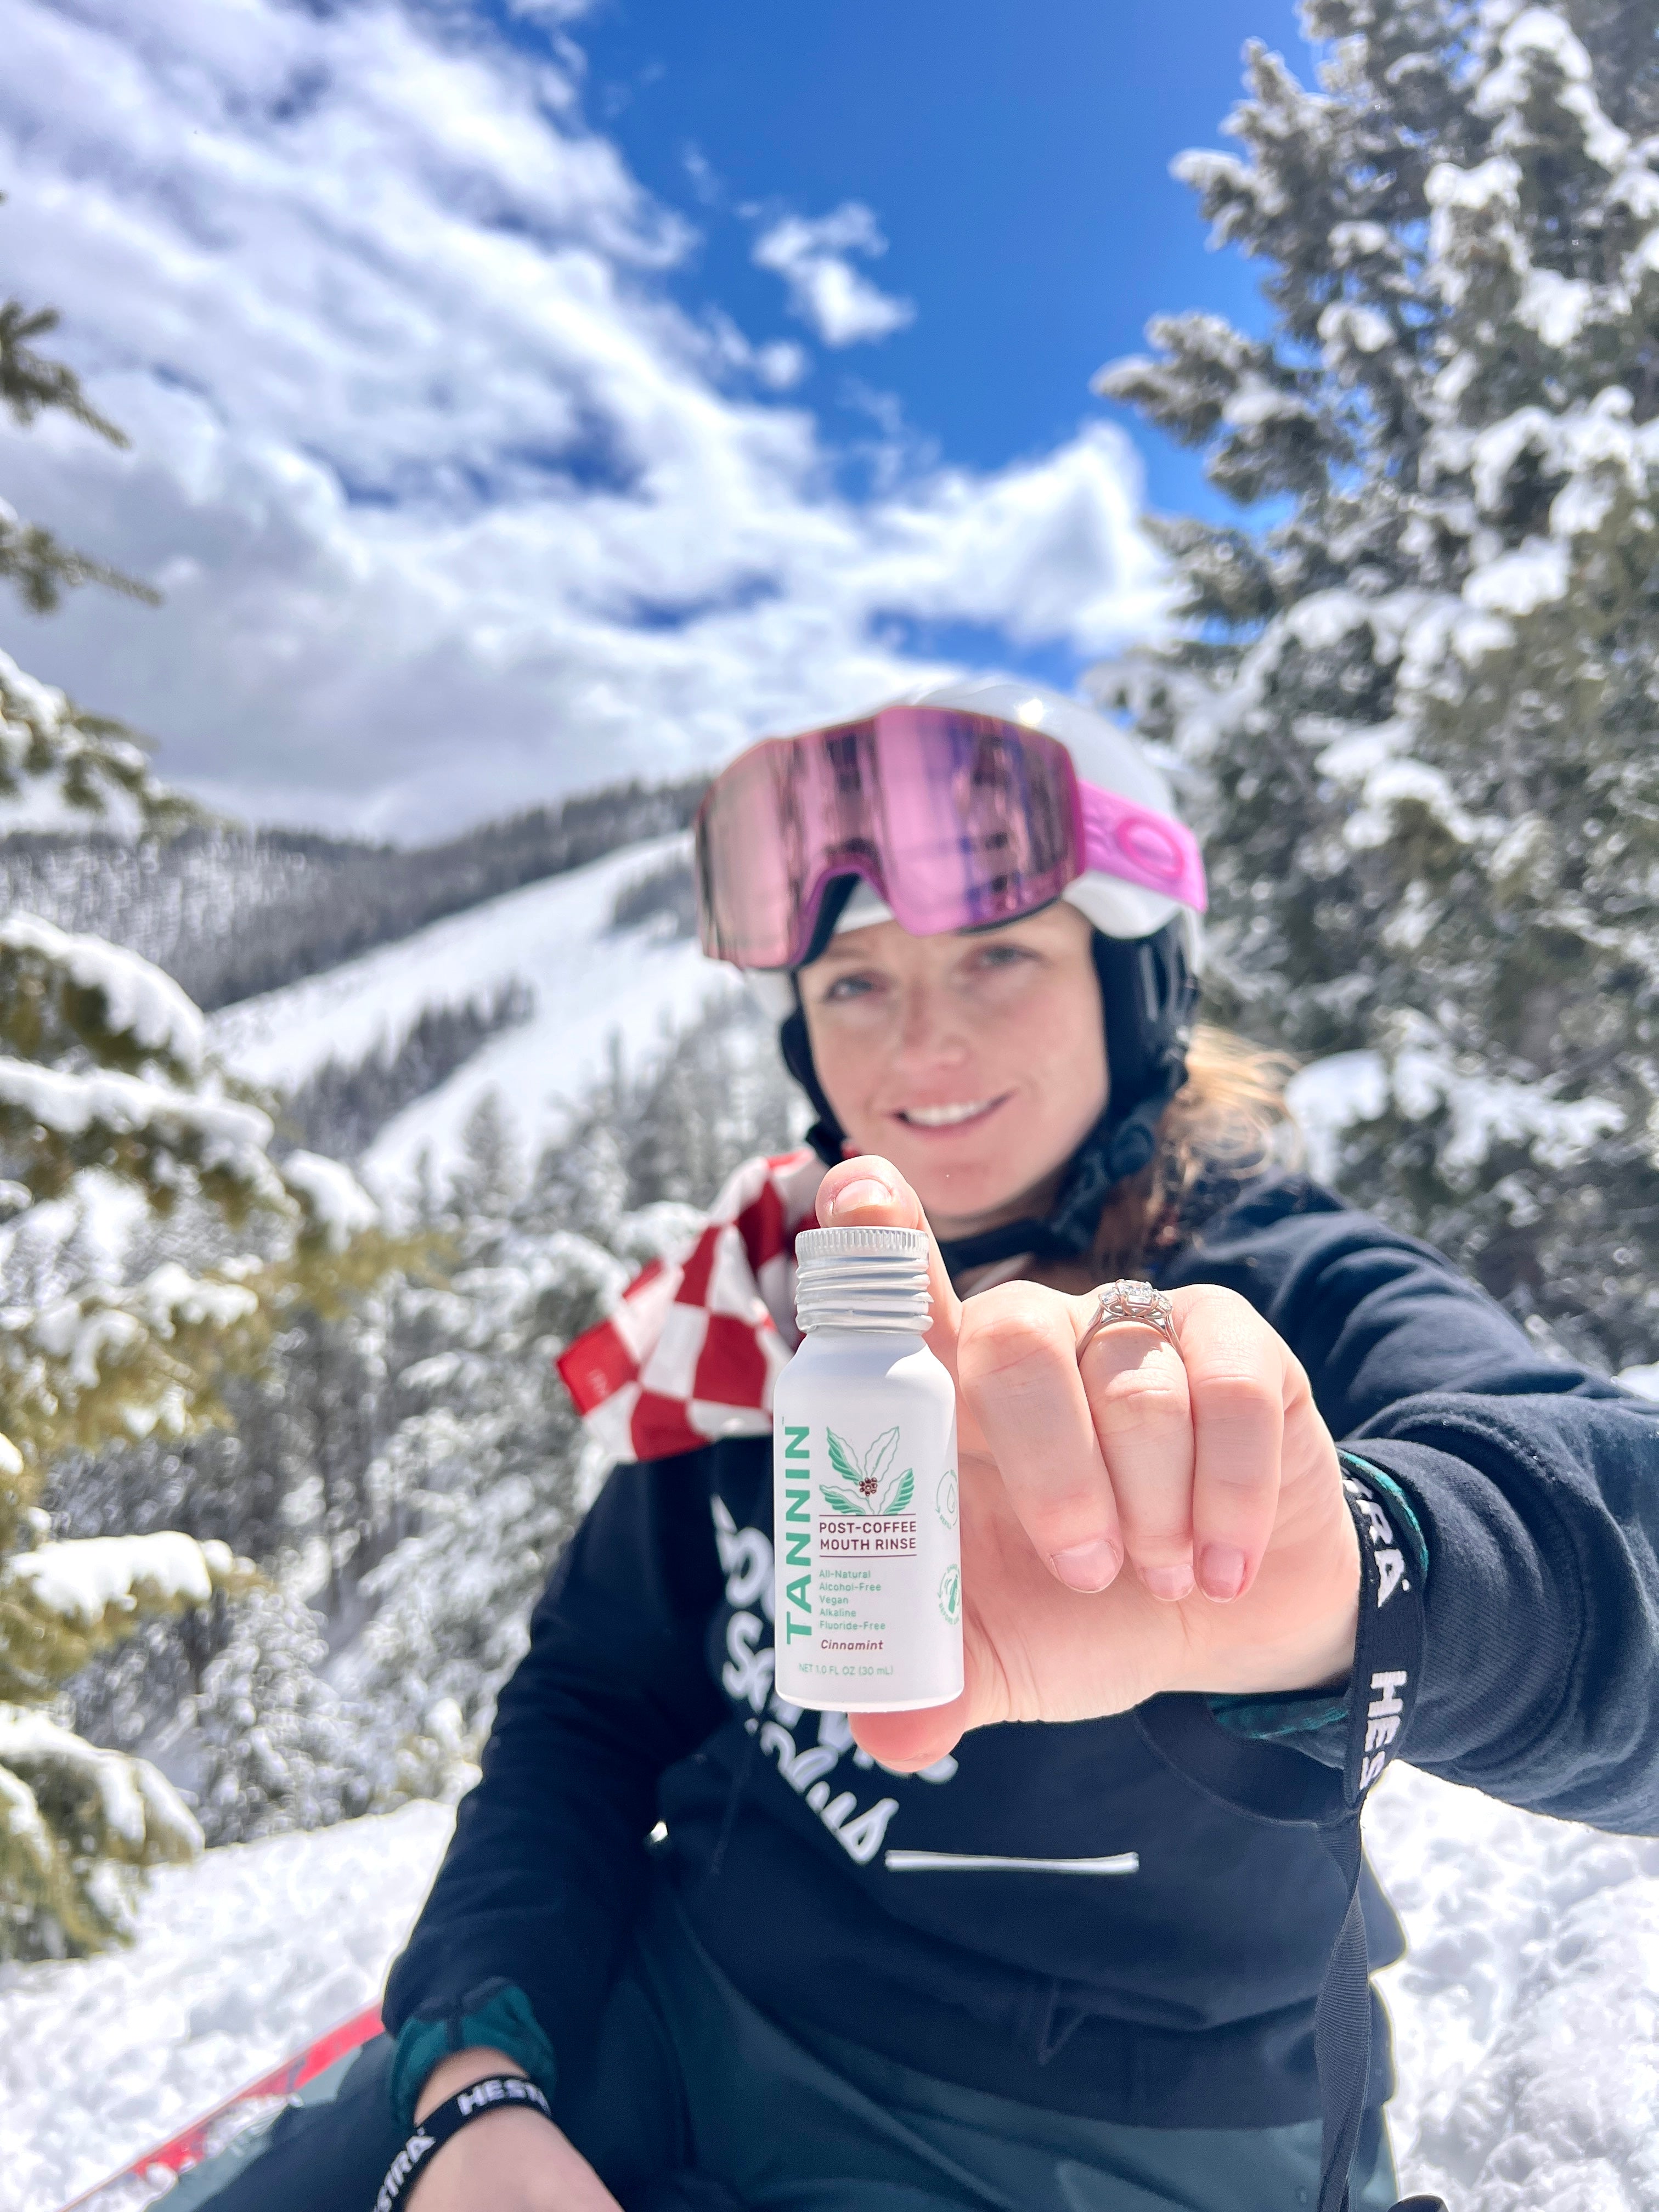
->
<box><xmin>896</xmin><ymin>1096</ymin><xmax>1009</xmax><ymax>1131</ymax></box>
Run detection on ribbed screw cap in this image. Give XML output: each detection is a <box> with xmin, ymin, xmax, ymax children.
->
<box><xmin>795</xmin><ymin>1226</ymin><xmax>928</xmax><ymax>1260</ymax></box>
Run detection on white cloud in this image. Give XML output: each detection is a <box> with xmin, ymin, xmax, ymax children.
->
<box><xmin>682</xmin><ymin>144</ymin><xmax>723</xmax><ymax>207</ymax></box>
<box><xmin>753</xmin><ymin>341</ymin><xmax>810</xmax><ymax>391</ymax></box>
<box><xmin>0</xmin><ymin>0</ymin><xmax>1163</xmax><ymax>839</ymax></box>
<box><xmin>505</xmin><ymin>0</ymin><xmax>597</xmax><ymax>24</ymax></box>
<box><xmin>752</xmin><ymin>201</ymin><xmax>916</xmax><ymax>347</ymax></box>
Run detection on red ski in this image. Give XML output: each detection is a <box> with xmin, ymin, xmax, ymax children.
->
<box><xmin>58</xmin><ymin>2004</ymin><xmax>382</xmax><ymax>2209</ymax></box>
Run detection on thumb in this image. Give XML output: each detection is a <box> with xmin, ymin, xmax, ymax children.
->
<box><xmin>815</xmin><ymin>1154</ymin><xmax>961</xmax><ymax>1375</ymax></box>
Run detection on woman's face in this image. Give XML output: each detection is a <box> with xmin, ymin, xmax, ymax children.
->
<box><xmin>798</xmin><ymin>900</ymin><xmax>1109</xmax><ymax>1240</ymax></box>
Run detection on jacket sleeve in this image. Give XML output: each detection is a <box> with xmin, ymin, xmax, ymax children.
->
<box><xmin>381</xmin><ymin>1448</ymin><xmax>727</xmax><ymax>2061</ymax></box>
<box><xmin>1163</xmin><ymin>1176</ymin><xmax>1659</xmax><ymax>1832</ymax></box>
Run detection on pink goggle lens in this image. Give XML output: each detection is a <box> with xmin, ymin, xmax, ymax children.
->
<box><xmin>696</xmin><ymin>705</ymin><xmax>1201</xmax><ymax>970</ymax></box>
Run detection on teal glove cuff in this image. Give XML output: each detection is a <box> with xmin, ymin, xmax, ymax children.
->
<box><xmin>1206</xmin><ymin>1685</ymin><xmax>1351</xmax><ymax>1765</ymax></box>
<box><xmin>390</xmin><ymin>1979</ymin><xmax>558</xmax><ymax>2133</ymax></box>
<box><xmin>1346</xmin><ymin>1453</ymin><xmax>1427</xmax><ymax>1585</ymax></box>
<box><xmin>1206</xmin><ymin>1450</ymin><xmax>1429</xmax><ymax>1770</ymax></box>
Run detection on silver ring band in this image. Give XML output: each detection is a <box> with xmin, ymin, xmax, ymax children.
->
<box><xmin>1077</xmin><ymin>1279</ymin><xmax>1178</xmax><ymax>1361</ymax></box>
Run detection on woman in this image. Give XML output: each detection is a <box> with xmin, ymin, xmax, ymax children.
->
<box><xmin>200</xmin><ymin>681</ymin><xmax>1659</xmax><ymax>2212</ymax></box>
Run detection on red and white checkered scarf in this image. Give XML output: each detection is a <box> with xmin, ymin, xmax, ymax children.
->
<box><xmin>556</xmin><ymin>1147</ymin><xmax>827</xmax><ymax>1465</ymax></box>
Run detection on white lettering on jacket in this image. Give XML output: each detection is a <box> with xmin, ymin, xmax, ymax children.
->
<box><xmin>711</xmin><ymin>1497</ymin><xmax>958</xmax><ymax>1866</ymax></box>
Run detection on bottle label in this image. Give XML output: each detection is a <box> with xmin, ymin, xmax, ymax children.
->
<box><xmin>775</xmin><ymin>1415</ymin><xmax>962</xmax><ymax>1711</ymax></box>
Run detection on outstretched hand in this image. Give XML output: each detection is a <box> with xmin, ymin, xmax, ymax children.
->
<box><xmin>815</xmin><ymin>1156</ymin><xmax>1361</xmax><ymax>1774</ymax></box>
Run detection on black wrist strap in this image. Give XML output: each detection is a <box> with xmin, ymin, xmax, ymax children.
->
<box><xmin>1133</xmin><ymin>1462</ymin><xmax>1435</xmax><ymax>2212</ymax></box>
<box><xmin>1310</xmin><ymin>1458</ymin><xmax>1429</xmax><ymax>2212</ymax></box>
<box><xmin>374</xmin><ymin>2075</ymin><xmax>554</xmax><ymax>2209</ymax></box>
<box><xmin>1337</xmin><ymin>1454</ymin><xmax>1425</xmax><ymax>1811</ymax></box>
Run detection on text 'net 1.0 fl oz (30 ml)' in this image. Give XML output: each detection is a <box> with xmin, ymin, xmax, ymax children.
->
<box><xmin>773</xmin><ymin>1226</ymin><xmax>962</xmax><ymax>1713</ymax></box>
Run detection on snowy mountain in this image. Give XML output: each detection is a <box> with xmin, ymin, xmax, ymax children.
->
<box><xmin>209</xmin><ymin>834</ymin><xmax>739</xmax><ymax>1198</ymax></box>
<box><xmin>10</xmin><ymin>1762</ymin><xmax>1658</xmax><ymax>2211</ymax></box>
<box><xmin>0</xmin><ymin>779</ymin><xmax>706</xmax><ymax>1012</ymax></box>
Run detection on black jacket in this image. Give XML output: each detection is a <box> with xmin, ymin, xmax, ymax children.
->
<box><xmin>385</xmin><ymin>1175</ymin><xmax>1659</xmax><ymax>2128</ymax></box>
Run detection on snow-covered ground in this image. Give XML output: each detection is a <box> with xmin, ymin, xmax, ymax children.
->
<box><xmin>8</xmin><ymin>1767</ymin><xmax>1658</xmax><ymax>2211</ymax></box>
<box><xmin>2</xmin><ymin>1802</ymin><xmax>452</xmax><ymax>2212</ymax></box>
<box><xmin>209</xmin><ymin>836</ymin><xmax>736</xmax><ymax>1198</ymax></box>
<box><xmin>1367</xmin><ymin>1768</ymin><xmax>1659</xmax><ymax>2208</ymax></box>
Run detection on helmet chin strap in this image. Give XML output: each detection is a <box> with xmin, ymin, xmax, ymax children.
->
<box><xmin>776</xmin><ymin>1009</ymin><xmax>844</xmax><ymax>1171</ymax></box>
<box><xmin>923</xmin><ymin>1069</ymin><xmax>1186</xmax><ymax>1278</ymax></box>
<box><xmin>777</xmin><ymin>924</ymin><xmax>1197</xmax><ymax>1283</ymax></box>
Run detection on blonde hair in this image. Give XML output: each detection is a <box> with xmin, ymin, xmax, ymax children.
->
<box><xmin>1090</xmin><ymin>1024</ymin><xmax>1302</xmax><ymax>1281</ymax></box>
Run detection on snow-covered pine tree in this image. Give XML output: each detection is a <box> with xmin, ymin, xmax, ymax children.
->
<box><xmin>1</xmin><ymin>216</ymin><xmax>159</xmax><ymax>624</ymax></box>
<box><xmin>1093</xmin><ymin>0</ymin><xmax>1659</xmax><ymax>1371</ymax></box>
<box><xmin>193</xmin><ymin>1583</ymin><xmax>375</xmax><ymax>1843</ymax></box>
<box><xmin>199</xmin><ymin>1077</ymin><xmax>679</xmax><ymax>1832</ymax></box>
<box><xmin>0</xmin><ymin>255</ymin><xmax>388</xmax><ymax>1953</ymax></box>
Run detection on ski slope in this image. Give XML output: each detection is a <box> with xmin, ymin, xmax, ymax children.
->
<box><xmin>8</xmin><ymin>1765</ymin><xmax>1659</xmax><ymax>2211</ymax></box>
<box><xmin>209</xmin><ymin>836</ymin><xmax>738</xmax><ymax>1199</ymax></box>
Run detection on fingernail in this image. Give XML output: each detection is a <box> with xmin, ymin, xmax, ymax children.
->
<box><xmin>1141</xmin><ymin>1561</ymin><xmax>1194</xmax><ymax>1602</ymax></box>
<box><xmin>1198</xmin><ymin>1545</ymin><xmax>1246</xmax><ymax>1602</ymax></box>
<box><xmin>1049</xmin><ymin>1537</ymin><xmax>1123</xmax><ymax>1593</ymax></box>
<box><xmin>827</xmin><ymin>1176</ymin><xmax>895</xmax><ymax>1217</ymax></box>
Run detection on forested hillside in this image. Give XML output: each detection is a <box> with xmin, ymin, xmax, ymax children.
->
<box><xmin>213</xmin><ymin>837</ymin><xmax>714</xmax><ymax>1182</ymax></box>
<box><xmin>0</xmin><ymin>774</ymin><xmax>706</xmax><ymax>1010</ymax></box>
<box><xmin>0</xmin><ymin>216</ymin><xmax>740</xmax><ymax>1946</ymax></box>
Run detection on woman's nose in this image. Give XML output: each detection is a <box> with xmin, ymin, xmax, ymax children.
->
<box><xmin>893</xmin><ymin>985</ymin><xmax>971</xmax><ymax>1066</ymax></box>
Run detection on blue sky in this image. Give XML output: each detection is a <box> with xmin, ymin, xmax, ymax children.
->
<box><xmin>0</xmin><ymin>0</ymin><xmax>1313</xmax><ymax>837</ymax></box>
<box><xmin>560</xmin><ymin>0</ymin><xmax>1309</xmax><ymax>507</ymax></box>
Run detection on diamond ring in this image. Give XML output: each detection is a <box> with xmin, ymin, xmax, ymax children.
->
<box><xmin>1077</xmin><ymin>1279</ymin><xmax>1178</xmax><ymax>1361</ymax></box>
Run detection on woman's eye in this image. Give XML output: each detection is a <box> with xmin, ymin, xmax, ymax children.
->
<box><xmin>822</xmin><ymin>973</ymin><xmax>879</xmax><ymax>1002</ymax></box>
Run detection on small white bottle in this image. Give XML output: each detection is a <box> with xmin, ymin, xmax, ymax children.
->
<box><xmin>773</xmin><ymin>1224</ymin><xmax>962</xmax><ymax>1713</ymax></box>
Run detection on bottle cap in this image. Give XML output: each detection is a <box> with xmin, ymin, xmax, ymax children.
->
<box><xmin>794</xmin><ymin>1226</ymin><xmax>928</xmax><ymax>1260</ymax></box>
<box><xmin>794</xmin><ymin>1224</ymin><xmax>932</xmax><ymax>1333</ymax></box>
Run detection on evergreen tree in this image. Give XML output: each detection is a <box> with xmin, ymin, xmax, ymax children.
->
<box><xmin>0</xmin><ymin>253</ymin><xmax>390</xmax><ymax>1953</ymax></box>
<box><xmin>3</xmin><ymin>200</ymin><xmax>172</xmax><ymax>820</ymax></box>
<box><xmin>0</xmin><ymin>924</ymin><xmax>396</xmax><ymax>1950</ymax></box>
<box><xmin>1</xmin><ymin>247</ymin><xmax>159</xmax><ymax>618</ymax></box>
<box><xmin>319</xmin><ymin>1102</ymin><xmax>626</xmax><ymax>1811</ymax></box>
<box><xmin>194</xmin><ymin>1584</ymin><xmax>374</xmax><ymax>1844</ymax></box>
<box><xmin>1094</xmin><ymin>0</ymin><xmax>1659</xmax><ymax>1370</ymax></box>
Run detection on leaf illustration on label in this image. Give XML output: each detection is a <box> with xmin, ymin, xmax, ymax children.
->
<box><xmin>826</xmin><ymin>1430</ymin><xmax>862</xmax><ymax>1485</ymax></box>
<box><xmin>820</xmin><ymin>1485</ymin><xmax>867</xmax><ymax>1516</ymax></box>
<box><xmin>862</xmin><ymin>1426</ymin><xmax>900</xmax><ymax>1484</ymax></box>
<box><xmin>938</xmin><ymin>1564</ymin><xmax>961</xmax><ymax>1624</ymax></box>
<box><xmin>879</xmin><ymin>1468</ymin><xmax>915</xmax><ymax>1515</ymax></box>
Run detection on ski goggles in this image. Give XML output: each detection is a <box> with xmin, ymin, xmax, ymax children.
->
<box><xmin>695</xmin><ymin>704</ymin><xmax>1206</xmax><ymax>972</ymax></box>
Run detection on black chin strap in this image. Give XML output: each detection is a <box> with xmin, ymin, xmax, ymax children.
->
<box><xmin>932</xmin><ymin>1071</ymin><xmax>1185</xmax><ymax>1276</ymax></box>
